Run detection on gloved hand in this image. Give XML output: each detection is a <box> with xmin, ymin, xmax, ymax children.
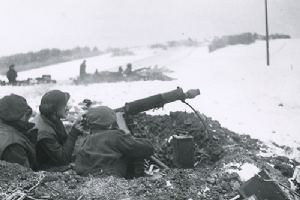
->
<box><xmin>71</xmin><ymin>117</ymin><xmax>87</xmax><ymax>136</ymax></box>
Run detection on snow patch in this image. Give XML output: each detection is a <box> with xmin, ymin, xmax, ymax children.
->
<box><xmin>225</xmin><ymin>163</ymin><xmax>260</xmax><ymax>182</ymax></box>
<box><xmin>1</xmin><ymin>39</ymin><xmax>300</xmax><ymax>153</ymax></box>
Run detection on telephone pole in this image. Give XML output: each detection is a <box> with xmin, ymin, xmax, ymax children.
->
<box><xmin>265</xmin><ymin>0</ymin><xmax>270</xmax><ymax>66</ymax></box>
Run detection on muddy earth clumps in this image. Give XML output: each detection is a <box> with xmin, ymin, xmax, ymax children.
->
<box><xmin>0</xmin><ymin>112</ymin><xmax>296</xmax><ymax>200</ymax></box>
<box><xmin>129</xmin><ymin>112</ymin><xmax>264</xmax><ymax>168</ymax></box>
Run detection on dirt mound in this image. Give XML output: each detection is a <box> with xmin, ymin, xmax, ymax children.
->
<box><xmin>0</xmin><ymin>112</ymin><xmax>296</xmax><ymax>199</ymax></box>
<box><xmin>129</xmin><ymin>112</ymin><xmax>263</xmax><ymax>168</ymax></box>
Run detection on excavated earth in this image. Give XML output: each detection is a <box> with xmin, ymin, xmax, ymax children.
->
<box><xmin>0</xmin><ymin>111</ymin><xmax>298</xmax><ymax>200</ymax></box>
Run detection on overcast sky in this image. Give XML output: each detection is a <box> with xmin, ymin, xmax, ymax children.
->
<box><xmin>0</xmin><ymin>0</ymin><xmax>299</xmax><ymax>56</ymax></box>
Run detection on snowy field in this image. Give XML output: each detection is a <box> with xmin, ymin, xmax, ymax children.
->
<box><xmin>0</xmin><ymin>39</ymin><xmax>300</xmax><ymax>157</ymax></box>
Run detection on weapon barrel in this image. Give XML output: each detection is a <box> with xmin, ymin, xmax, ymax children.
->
<box><xmin>115</xmin><ymin>87</ymin><xmax>200</xmax><ymax>115</ymax></box>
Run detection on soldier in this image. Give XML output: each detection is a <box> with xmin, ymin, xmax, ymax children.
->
<box><xmin>75</xmin><ymin>106</ymin><xmax>154</xmax><ymax>178</ymax></box>
<box><xmin>34</xmin><ymin>90</ymin><xmax>83</xmax><ymax>169</ymax></box>
<box><xmin>6</xmin><ymin>64</ymin><xmax>18</xmax><ymax>85</ymax></box>
<box><xmin>124</xmin><ymin>63</ymin><xmax>133</xmax><ymax>76</ymax></box>
<box><xmin>118</xmin><ymin>66</ymin><xmax>123</xmax><ymax>74</ymax></box>
<box><xmin>79</xmin><ymin>60</ymin><xmax>87</xmax><ymax>79</ymax></box>
<box><xmin>0</xmin><ymin>94</ymin><xmax>37</xmax><ymax>169</ymax></box>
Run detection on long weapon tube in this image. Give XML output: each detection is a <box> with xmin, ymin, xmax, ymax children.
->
<box><xmin>116</xmin><ymin>87</ymin><xmax>200</xmax><ymax>115</ymax></box>
<box><xmin>115</xmin><ymin>87</ymin><xmax>201</xmax><ymax>169</ymax></box>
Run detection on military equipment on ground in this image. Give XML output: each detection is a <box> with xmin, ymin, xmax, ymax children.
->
<box><xmin>115</xmin><ymin>87</ymin><xmax>200</xmax><ymax>115</ymax></box>
<box><xmin>74</xmin><ymin>66</ymin><xmax>175</xmax><ymax>85</ymax></box>
<box><xmin>114</xmin><ymin>87</ymin><xmax>200</xmax><ymax>169</ymax></box>
<box><xmin>0</xmin><ymin>74</ymin><xmax>56</xmax><ymax>86</ymax></box>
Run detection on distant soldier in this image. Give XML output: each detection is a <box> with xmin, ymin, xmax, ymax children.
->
<box><xmin>6</xmin><ymin>64</ymin><xmax>18</xmax><ymax>85</ymax></box>
<box><xmin>118</xmin><ymin>66</ymin><xmax>123</xmax><ymax>74</ymax></box>
<box><xmin>80</xmin><ymin>60</ymin><xmax>87</xmax><ymax>79</ymax></box>
<box><xmin>124</xmin><ymin>63</ymin><xmax>132</xmax><ymax>76</ymax></box>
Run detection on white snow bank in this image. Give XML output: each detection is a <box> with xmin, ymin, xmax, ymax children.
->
<box><xmin>15</xmin><ymin>47</ymin><xmax>159</xmax><ymax>81</ymax></box>
<box><xmin>0</xmin><ymin>39</ymin><xmax>300</xmax><ymax>156</ymax></box>
<box><xmin>225</xmin><ymin>163</ymin><xmax>260</xmax><ymax>182</ymax></box>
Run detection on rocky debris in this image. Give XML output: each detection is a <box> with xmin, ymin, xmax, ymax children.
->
<box><xmin>271</xmin><ymin>142</ymin><xmax>294</xmax><ymax>155</ymax></box>
<box><xmin>274</xmin><ymin>163</ymin><xmax>294</xmax><ymax>177</ymax></box>
<box><xmin>0</xmin><ymin>111</ymin><xmax>297</xmax><ymax>199</ymax></box>
<box><xmin>0</xmin><ymin>162</ymin><xmax>85</xmax><ymax>200</ymax></box>
<box><xmin>80</xmin><ymin>177</ymin><xmax>130</xmax><ymax>200</ymax></box>
<box><xmin>259</xmin><ymin>156</ymin><xmax>297</xmax><ymax>178</ymax></box>
<box><xmin>129</xmin><ymin>112</ymin><xmax>263</xmax><ymax>168</ymax></box>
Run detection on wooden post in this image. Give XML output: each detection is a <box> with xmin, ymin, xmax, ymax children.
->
<box><xmin>265</xmin><ymin>0</ymin><xmax>270</xmax><ymax>66</ymax></box>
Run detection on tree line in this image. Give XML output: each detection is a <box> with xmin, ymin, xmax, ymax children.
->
<box><xmin>0</xmin><ymin>46</ymin><xmax>101</xmax><ymax>74</ymax></box>
<box><xmin>208</xmin><ymin>32</ymin><xmax>291</xmax><ymax>52</ymax></box>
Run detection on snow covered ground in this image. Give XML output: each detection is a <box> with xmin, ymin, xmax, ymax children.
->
<box><xmin>0</xmin><ymin>39</ymin><xmax>299</xmax><ymax>157</ymax></box>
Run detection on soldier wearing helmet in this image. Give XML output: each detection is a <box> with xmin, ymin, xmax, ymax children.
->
<box><xmin>75</xmin><ymin>106</ymin><xmax>154</xmax><ymax>178</ymax></box>
<box><xmin>34</xmin><ymin>90</ymin><xmax>83</xmax><ymax>169</ymax></box>
<box><xmin>0</xmin><ymin>94</ymin><xmax>37</xmax><ymax>169</ymax></box>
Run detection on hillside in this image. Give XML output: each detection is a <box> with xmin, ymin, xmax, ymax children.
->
<box><xmin>0</xmin><ymin>47</ymin><xmax>101</xmax><ymax>74</ymax></box>
<box><xmin>0</xmin><ymin>39</ymin><xmax>299</xmax><ymax>156</ymax></box>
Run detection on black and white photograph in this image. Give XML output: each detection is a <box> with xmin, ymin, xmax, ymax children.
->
<box><xmin>0</xmin><ymin>0</ymin><xmax>299</xmax><ymax>199</ymax></box>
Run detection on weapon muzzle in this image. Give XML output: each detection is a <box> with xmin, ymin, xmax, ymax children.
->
<box><xmin>185</xmin><ymin>89</ymin><xmax>200</xmax><ymax>99</ymax></box>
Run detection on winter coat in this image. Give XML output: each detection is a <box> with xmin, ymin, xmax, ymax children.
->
<box><xmin>6</xmin><ymin>69</ymin><xmax>17</xmax><ymax>83</ymax></box>
<box><xmin>75</xmin><ymin>129</ymin><xmax>154</xmax><ymax>178</ymax></box>
<box><xmin>80</xmin><ymin>63</ymin><xmax>86</xmax><ymax>77</ymax></box>
<box><xmin>34</xmin><ymin>114</ymin><xmax>79</xmax><ymax>169</ymax></box>
<box><xmin>0</xmin><ymin>119</ymin><xmax>37</xmax><ymax>169</ymax></box>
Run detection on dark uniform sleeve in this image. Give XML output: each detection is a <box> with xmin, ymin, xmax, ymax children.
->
<box><xmin>116</xmin><ymin>134</ymin><xmax>154</xmax><ymax>159</ymax></box>
<box><xmin>2</xmin><ymin>144</ymin><xmax>30</xmax><ymax>168</ymax></box>
<box><xmin>37</xmin><ymin>128</ymin><xmax>79</xmax><ymax>166</ymax></box>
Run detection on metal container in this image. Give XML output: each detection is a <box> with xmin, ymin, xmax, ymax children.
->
<box><xmin>172</xmin><ymin>135</ymin><xmax>194</xmax><ymax>168</ymax></box>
